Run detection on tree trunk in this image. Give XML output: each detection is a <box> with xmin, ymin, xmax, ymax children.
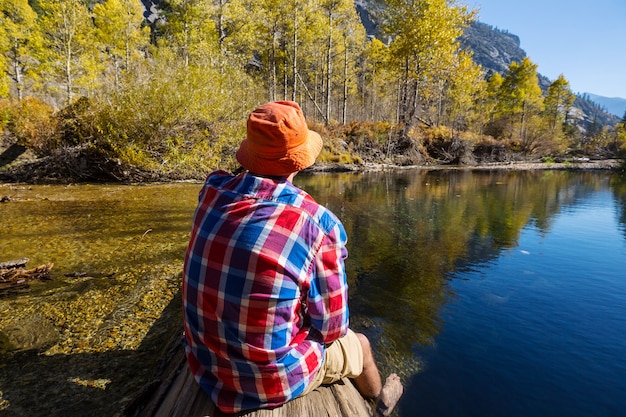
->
<box><xmin>12</xmin><ymin>43</ymin><xmax>24</xmax><ymax>100</ymax></box>
<box><xmin>342</xmin><ymin>36</ymin><xmax>348</xmax><ymax>125</ymax></box>
<box><xmin>325</xmin><ymin>13</ymin><xmax>333</xmax><ymax>124</ymax></box>
<box><xmin>291</xmin><ymin>8</ymin><xmax>298</xmax><ymax>102</ymax></box>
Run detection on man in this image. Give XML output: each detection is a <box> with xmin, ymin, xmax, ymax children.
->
<box><xmin>182</xmin><ymin>101</ymin><xmax>402</xmax><ymax>415</ymax></box>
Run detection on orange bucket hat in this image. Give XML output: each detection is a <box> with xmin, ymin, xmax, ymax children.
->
<box><xmin>236</xmin><ymin>101</ymin><xmax>323</xmax><ymax>177</ymax></box>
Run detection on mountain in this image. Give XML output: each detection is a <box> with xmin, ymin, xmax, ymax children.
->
<box><xmin>459</xmin><ymin>21</ymin><xmax>618</xmax><ymax>128</ymax></box>
<box><xmin>459</xmin><ymin>22</ymin><xmax>526</xmax><ymax>76</ymax></box>
<box><xmin>584</xmin><ymin>93</ymin><xmax>626</xmax><ymax>118</ymax></box>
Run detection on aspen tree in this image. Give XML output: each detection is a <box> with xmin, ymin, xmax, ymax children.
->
<box><xmin>0</xmin><ymin>26</ymin><xmax>8</xmax><ymax>97</ymax></box>
<box><xmin>445</xmin><ymin>51</ymin><xmax>485</xmax><ymax>132</ymax></box>
<box><xmin>161</xmin><ymin>0</ymin><xmax>218</xmax><ymax>67</ymax></box>
<box><xmin>93</xmin><ymin>0</ymin><xmax>149</xmax><ymax>84</ymax></box>
<box><xmin>544</xmin><ymin>74</ymin><xmax>575</xmax><ymax>136</ymax></box>
<box><xmin>38</xmin><ymin>0</ymin><xmax>99</xmax><ymax>103</ymax></box>
<box><xmin>0</xmin><ymin>0</ymin><xmax>44</xmax><ymax>99</ymax></box>
<box><xmin>498</xmin><ymin>57</ymin><xmax>543</xmax><ymax>146</ymax></box>
<box><xmin>360</xmin><ymin>38</ymin><xmax>396</xmax><ymax>122</ymax></box>
<box><xmin>382</xmin><ymin>0</ymin><xmax>473</xmax><ymax>134</ymax></box>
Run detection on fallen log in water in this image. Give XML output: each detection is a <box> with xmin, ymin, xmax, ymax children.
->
<box><xmin>0</xmin><ymin>258</ymin><xmax>30</xmax><ymax>269</ymax></box>
<box><xmin>0</xmin><ymin>258</ymin><xmax>53</xmax><ymax>298</ymax></box>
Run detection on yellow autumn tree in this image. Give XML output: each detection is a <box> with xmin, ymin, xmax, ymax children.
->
<box><xmin>93</xmin><ymin>0</ymin><xmax>150</xmax><ymax>87</ymax></box>
<box><xmin>544</xmin><ymin>74</ymin><xmax>575</xmax><ymax>138</ymax></box>
<box><xmin>0</xmin><ymin>7</ymin><xmax>10</xmax><ymax>98</ymax></box>
<box><xmin>444</xmin><ymin>50</ymin><xmax>485</xmax><ymax>133</ymax></box>
<box><xmin>38</xmin><ymin>0</ymin><xmax>100</xmax><ymax>104</ymax></box>
<box><xmin>382</xmin><ymin>0</ymin><xmax>474</xmax><ymax>135</ymax></box>
<box><xmin>159</xmin><ymin>0</ymin><xmax>219</xmax><ymax>67</ymax></box>
<box><xmin>0</xmin><ymin>0</ymin><xmax>44</xmax><ymax>99</ymax></box>
<box><xmin>496</xmin><ymin>57</ymin><xmax>544</xmax><ymax>152</ymax></box>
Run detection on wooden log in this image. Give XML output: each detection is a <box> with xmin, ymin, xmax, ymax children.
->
<box><xmin>0</xmin><ymin>260</ymin><xmax>53</xmax><ymax>298</ymax></box>
<box><xmin>0</xmin><ymin>263</ymin><xmax>53</xmax><ymax>282</ymax></box>
<box><xmin>127</xmin><ymin>334</ymin><xmax>373</xmax><ymax>417</ymax></box>
<box><xmin>0</xmin><ymin>258</ymin><xmax>30</xmax><ymax>269</ymax></box>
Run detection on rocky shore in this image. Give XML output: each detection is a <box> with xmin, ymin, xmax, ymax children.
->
<box><xmin>308</xmin><ymin>158</ymin><xmax>623</xmax><ymax>174</ymax></box>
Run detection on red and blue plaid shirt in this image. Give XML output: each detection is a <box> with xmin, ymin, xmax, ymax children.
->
<box><xmin>183</xmin><ymin>171</ymin><xmax>349</xmax><ymax>413</ymax></box>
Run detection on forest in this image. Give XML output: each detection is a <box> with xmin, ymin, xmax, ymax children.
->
<box><xmin>1</xmin><ymin>0</ymin><xmax>626</xmax><ymax>182</ymax></box>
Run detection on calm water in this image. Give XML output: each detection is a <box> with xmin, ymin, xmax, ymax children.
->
<box><xmin>1</xmin><ymin>170</ymin><xmax>626</xmax><ymax>416</ymax></box>
<box><xmin>297</xmin><ymin>170</ymin><xmax>626</xmax><ymax>417</ymax></box>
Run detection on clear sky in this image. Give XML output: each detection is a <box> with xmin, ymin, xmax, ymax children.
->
<box><xmin>468</xmin><ymin>0</ymin><xmax>626</xmax><ymax>99</ymax></box>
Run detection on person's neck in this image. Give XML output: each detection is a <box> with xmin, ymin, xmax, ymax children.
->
<box><xmin>248</xmin><ymin>171</ymin><xmax>297</xmax><ymax>182</ymax></box>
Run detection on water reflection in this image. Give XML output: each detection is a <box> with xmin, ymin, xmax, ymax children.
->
<box><xmin>611</xmin><ymin>174</ymin><xmax>626</xmax><ymax>238</ymax></box>
<box><xmin>296</xmin><ymin>170</ymin><xmax>622</xmax><ymax>377</ymax></box>
<box><xmin>0</xmin><ymin>170</ymin><xmax>624</xmax><ymax>416</ymax></box>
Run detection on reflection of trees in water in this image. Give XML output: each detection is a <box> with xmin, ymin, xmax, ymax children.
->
<box><xmin>297</xmin><ymin>170</ymin><xmax>615</xmax><ymax>372</ymax></box>
<box><xmin>610</xmin><ymin>174</ymin><xmax>626</xmax><ymax>239</ymax></box>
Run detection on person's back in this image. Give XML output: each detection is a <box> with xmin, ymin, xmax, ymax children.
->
<box><xmin>182</xmin><ymin>101</ymin><xmax>402</xmax><ymax>416</ymax></box>
<box><xmin>183</xmin><ymin>170</ymin><xmax>349</xmax><ymax>412</ymax></box>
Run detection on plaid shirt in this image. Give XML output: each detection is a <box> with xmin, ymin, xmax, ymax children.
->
<box><xmin>183</xmin><ymin>171</ymin><xmax>349</xmax><ymax>413</ymax></box>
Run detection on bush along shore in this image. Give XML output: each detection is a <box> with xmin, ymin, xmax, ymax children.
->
<box><xmin>1</xmin><ymin>121</ymin><xmax>624</xmax><ymax>185</ymax></box>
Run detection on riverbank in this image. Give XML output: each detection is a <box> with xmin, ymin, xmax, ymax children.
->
<box><xmin>308</xmin><ymin>158</ymin><xmax>623</xmax><ymax>173</ymax></box>
<box><xmin>1</xmin><ymin>136</ymin><xmax>623</xmax><ymax>185</ymax></box>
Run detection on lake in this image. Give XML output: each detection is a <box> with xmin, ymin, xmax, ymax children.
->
<box><xmin>1</xmin><ymin>169</ymin><xmax>625</xmax><ymax>416</ymax></box>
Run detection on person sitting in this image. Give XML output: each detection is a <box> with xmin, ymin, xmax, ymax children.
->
<box><xmin>182</xmin><ymin>100</ymin><xmax>403</xmax><ymax>415</ymax></box>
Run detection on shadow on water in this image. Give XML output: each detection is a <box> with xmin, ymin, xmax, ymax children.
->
<box><xmin>0</xmin><ymin>291</ymin><xmax>183</xmax><ymax>417</ymax></box>
<box><xmin>0</xmin><ymin>183</ymin><xmax>200</xmax><ymax>416</ymax></box>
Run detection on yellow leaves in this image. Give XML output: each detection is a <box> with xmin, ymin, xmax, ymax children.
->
<box><xmin>93</xmin><ymin>0</ymin><xmax>148</xmax><ymax>63</ymax></box>
<box><xmin>0</xmin><ymin>75</ymin><xmax>9</xmax><ymax>98</ymax></box>
<box><xmin>160</xmin><ymin>0</ymin><xmax>219</xmax><ymax>65</ymax></box>
<box><xmin>3</xmin><ymin>97</ymin><xmax>55</xmax><ymax>151</ymax></box>
<box><xmin>67</xmin><ymin>377</ymin><xmax>111</xmax><ymax>390</ymax></box>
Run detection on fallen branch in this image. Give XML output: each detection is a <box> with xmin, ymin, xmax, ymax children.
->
<box><xmin>0</xmin><ymin>259</ymin><xmax>54</xmax><ymax>298</ymax></box>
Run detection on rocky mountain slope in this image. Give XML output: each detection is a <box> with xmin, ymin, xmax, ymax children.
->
<box><xmin>459</xmin><ymin>22</ymin><xmax>619</xmax><ymax>128</ymax></box>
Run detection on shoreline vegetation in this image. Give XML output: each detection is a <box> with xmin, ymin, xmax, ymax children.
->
<box><xmin>0</xmin><ymin>146</ymin><xmax>622</xmax><ymax>186</ymax></box>
<box><xmin>0</xmin><ymin>123</ymin><xmax>626</xmax><ymax>184</ymax></box>
<box><xmin>2</xmin><ymin>0</ymin><xmax>626</xmax><ymax>185</ymax></box>
<box><xmin>1</xmin><ymin>133</ymin><xmax>623</xmax><ymax>185</ymax></box>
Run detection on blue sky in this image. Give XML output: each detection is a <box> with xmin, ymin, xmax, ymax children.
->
<box><xmin>469</xmin><ymin>0</ymin><xmax>626</xmax><ymax>99</ymax></box>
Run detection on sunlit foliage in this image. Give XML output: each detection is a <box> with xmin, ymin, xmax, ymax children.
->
<box><xmin>0</xmin><ymin>0</ymin><xmax>621</xmax><ymax>179</ymax></box>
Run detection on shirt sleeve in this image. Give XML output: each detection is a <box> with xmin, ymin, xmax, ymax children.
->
<box><xmin>306</xmin><ymin>220</ymin><xmax>349</xmax><ymax>344</ymax></box>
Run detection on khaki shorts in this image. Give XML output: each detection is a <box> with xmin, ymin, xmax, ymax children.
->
<box><xmin>303</xmin><ymin>329</ymin><xmax>364</xmax><ymax>395</ymax></box>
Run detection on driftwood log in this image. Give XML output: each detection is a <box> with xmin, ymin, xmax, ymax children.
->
<box><xmin>0</xmin><ymin>258</ymin><xmax>53</xmax><ymax>297</ymax></box>
<box><xmin>126</xmin><ymin>333</ymin><xmax>373</xmax><ymax>417</ymax></box>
